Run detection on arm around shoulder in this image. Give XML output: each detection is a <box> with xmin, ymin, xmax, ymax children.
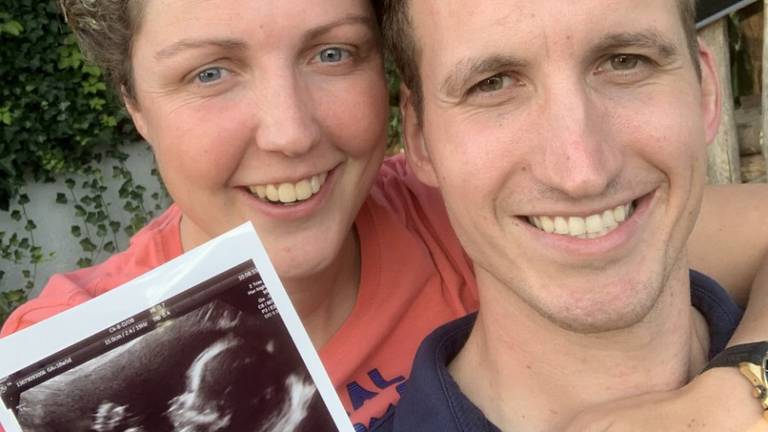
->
<box><xmin>689</xmin><ymin>183</ymin><xmax>768</xmax><ymax>305</ymax></box>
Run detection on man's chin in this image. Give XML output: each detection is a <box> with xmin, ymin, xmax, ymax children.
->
<box><xmin>541</xmin><ymin>302</ymin><xmax>655</xmax><ymax>335</ymax></box>
<box><xmin>525</xmin><ymin>276</ymin><xmax>666</xmax><ymax>335</ymax></box>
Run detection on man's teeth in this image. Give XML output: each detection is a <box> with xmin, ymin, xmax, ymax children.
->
<box><xmin>527</xmin><ymin>203</ymin><xmax>634</xmax><ymax>239</ymax></box>
<box><xmin>248</xmin><ymin>172</ymin><xmax>328</xmax><ymax>204</ymax></box>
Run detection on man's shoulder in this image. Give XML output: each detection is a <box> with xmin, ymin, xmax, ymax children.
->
<box><xmin>689</xmin><ymin>270</ymin><xmax>744</xmax><ymax>359</ymax></box>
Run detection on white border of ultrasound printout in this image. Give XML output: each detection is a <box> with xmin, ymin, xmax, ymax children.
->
<box><xmin>0</xmin><ymin>223</ymin><xmax>353</xmax><ymax>432</ymax></box>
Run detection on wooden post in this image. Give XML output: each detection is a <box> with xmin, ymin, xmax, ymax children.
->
<box><xmin>763</xmin><ymin>0</ymin><xmax>768</xmax><ymax>174</ymax></box>
<box><xmin>700</xmin><ymin>19</ymin><xmax>743</xmax><ymax>184</ymax></box>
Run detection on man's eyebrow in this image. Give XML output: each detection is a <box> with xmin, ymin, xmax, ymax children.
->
<box><xmin>155</xmin><ymin>38</ymin><xmax>246</xmax><ymax>61</ymax></box>
<box><xmin>441</xmin><ymin>55</ymin><xmax>527</xmax><ymax>95</ymax></box>
<box><xmin>592</xmin><ymin>31</ymin><xmax>680</xmax><ymax>58</ymax></box>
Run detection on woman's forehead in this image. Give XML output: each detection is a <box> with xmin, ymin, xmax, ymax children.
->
<box><xmin>136</xmin><ymin>0</ymin><xmax>377</xmax><ymax>41</ymax></box>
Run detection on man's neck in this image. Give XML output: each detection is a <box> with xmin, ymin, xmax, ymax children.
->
<box><xmin>449</xmin><ymin>265</ymin><xmax>710</xmax><ymax>432</ymax></box>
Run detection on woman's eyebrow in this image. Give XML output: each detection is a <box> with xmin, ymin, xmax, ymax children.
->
<box><xmin>302</xmin><ymin>14</ymin><xmax>377</xmax><ymax>42</ymax></box>
<box><xmin>155</xmin><ymin>38</ymin><xmax>247</xmax><ymax>61</ymax></box>
<box><xmin>154</xmin><ymin>14</ymin><xmax>375</xmax><ymax>62</ymax></box>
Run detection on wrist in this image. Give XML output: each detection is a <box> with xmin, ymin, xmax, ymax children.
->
<box><xmin>701</xmin><ymin>342</ymin><xmax>768</xmax><ymax>427</ymax></box>
<box><xmin>697</xmin><ymin>367</ymin><xmax>767</xmax><ymax>430</ymax></box>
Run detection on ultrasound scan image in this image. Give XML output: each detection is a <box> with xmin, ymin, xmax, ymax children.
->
<box><xmin>9</xmin><ymin>276</ymin><xmax>338</xmax><ymax>432</ymax></box>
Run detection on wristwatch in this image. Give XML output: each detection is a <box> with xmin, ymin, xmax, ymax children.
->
<box><xmin>704</xmin><ymin>341</ymin><xmax>768</xmax><ymax>420</ymax></box>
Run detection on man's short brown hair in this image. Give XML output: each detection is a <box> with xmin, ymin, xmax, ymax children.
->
<box><xmin>384</xmin><ymin>0</ymin><xmax>700</xmax><ymax>115</ymax></box>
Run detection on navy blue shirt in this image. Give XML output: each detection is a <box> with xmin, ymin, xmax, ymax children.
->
<box><xmin>372</xmin><ymin>270</ymin><xmax>743</xmax><ymax>432</ymax></box>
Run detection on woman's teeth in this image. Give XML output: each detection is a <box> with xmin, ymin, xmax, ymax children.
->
<box><xmin>527</xmin><ymin>202</ymin><xmax>634</xmax><ymax>239</ymax></box>
<box><xmin>249</xmin><ymin>172</ymin><xmax>328</xmax><ymax>204</ymax></box>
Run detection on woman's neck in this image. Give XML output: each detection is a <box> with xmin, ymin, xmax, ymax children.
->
<box><xmin>179</xmin><ymin>216</ymin><xmax>362</xmax><ymax>349</ymax></box>
<box><xmin>283</xmin><ymin>229</ymin><xmax>361</xmax><ymax>348</ymax></box>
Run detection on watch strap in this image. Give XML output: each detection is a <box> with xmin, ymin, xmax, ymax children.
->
<box><xmin>704</xmin><ymin>341</ymin><xmax>768</xmax><ymax>371</ymax></box>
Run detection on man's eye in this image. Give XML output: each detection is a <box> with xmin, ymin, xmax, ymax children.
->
<box><xmin>196</xmin><ymin>67</ymin><xmax>225</xmax><ymax>84</ymax></box>
<box><xmin>471</xmin><ymin>74</ymin><xmax>513</xmax><ymax>93</ymax></box>
<box><xmin>609</xmin><ymin>54</ymin><xmax>641</xmax><ymax>71</ymax></box>
<box><xmin>318</xmin><ymin>47</ymin><xmax>351</xmax><ymax>63</ymax></box>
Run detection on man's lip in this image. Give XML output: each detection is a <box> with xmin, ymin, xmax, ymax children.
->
<box><xmin>518</xmin><ymin>189</ymin><xmax>658</xmax><ymax>256</ymax></box>
<box><xmin>518</xmin><ymin>193</ymin><xmax>648</xmax><ymax>220</ymax></box>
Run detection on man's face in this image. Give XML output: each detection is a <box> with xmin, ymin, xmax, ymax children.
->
<box><xmin>403</xmin><ymin>0</ymin><xmax>721</xmax><ymax>332</ymax></box>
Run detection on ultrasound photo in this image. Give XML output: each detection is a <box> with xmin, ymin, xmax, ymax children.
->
<box><xmin>0</xmin><ymin>262</ymin><xmax>339</xmax><ymax>432</ymax></box>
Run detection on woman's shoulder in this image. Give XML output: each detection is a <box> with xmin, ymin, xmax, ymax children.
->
<box><xmin>0</xmin><ymin>205</ymin><xmax>183</xmax><ymax>337</ymax></box>
<box><xmin>372</xmin><ymin>154</ymin><xmax>445</xmax><ymax>218</ymax></box>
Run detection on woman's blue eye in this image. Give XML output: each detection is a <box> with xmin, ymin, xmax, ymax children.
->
<box><xmin>197</xmin><ymin>67</ymin><xmax>223</xmax><ymax>83</ymax></box>
<box><xmin>318</xmin><ymin>47</ymin><xmax>349</xmax><ymax>63</ymax></box>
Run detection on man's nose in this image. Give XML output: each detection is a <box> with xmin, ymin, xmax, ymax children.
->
<box><xmin>533</xmin><ymin>80</ymin><xmax>622</xmax><ymax>199</ymax></box>
<box><xmin>254</xmin><ymin>74</ymin><xmax>321</xmax><ymax>157</ymax></box>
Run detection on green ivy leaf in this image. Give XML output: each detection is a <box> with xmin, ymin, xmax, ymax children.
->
<box><xmin>17</xmin><ymin>193</ymin><xmax>30</xmax><ymax>205</ymax></box>
<box><xmin>71</xmin><ymin>225</ymin><xmax>82</xmax><ymax>238</ymax></box>
<box><xmin>4</xmin><ymin>289</ymin><xmax>26</xmax><ymax>304</ymax></box>
<box><xmin>103</xmin><ymin>241</ymin><xmax>116</xmax><ymax>253</ymax></box>
<box><xmin>24</xmin><ymin>220</ymin><xmax>37</xmax><ymax>231</ymax></box>
<box><xmin>109</xmin><ymin>221</ymin><xmax>121</xmax><ymax>233</ymax></box>
<box><xmin>79</xmin><ymin>238</ymin><xmax>97</xmax><ymax>252</ymax></box>
<box><xmin>10</xmin><ymin>210</ymin><xmax>21</xmax><ymax>222</ymax></box>
<box><xmin>0</xmin><ymin>20</ymin><xmax>24</xmax><ymax>36</ymax></box>
<box><xmin>56</xmin><ymin>193</ymin><xmax>68</xmax><ymax>204</ymax></box>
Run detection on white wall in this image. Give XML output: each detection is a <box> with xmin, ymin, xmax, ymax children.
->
<box><xmin>0</xmin><ymin>142</ymin><xmax>171</xmax><ymax>297</ymax></box>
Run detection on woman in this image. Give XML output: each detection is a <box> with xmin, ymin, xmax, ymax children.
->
<box><xmin>3</xmin><ymin>0</ymin><xmax>768</xmax><ymax>430</ymax></box>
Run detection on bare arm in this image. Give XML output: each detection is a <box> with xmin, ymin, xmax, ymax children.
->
<box><xmin>689</xmin><ymin>183</ymin><xmax>768</xmax><ymax>305</ymax></box>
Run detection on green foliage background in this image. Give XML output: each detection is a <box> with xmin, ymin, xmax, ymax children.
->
<box><xmin>0</xmin><ymin>1</ymin><xmax>158</xmax><ymax>324</ymax></box>
<box><xmin>0</xmin><ymin>1</ymin><xmax>137</xmax><ymax>212</ymax></box>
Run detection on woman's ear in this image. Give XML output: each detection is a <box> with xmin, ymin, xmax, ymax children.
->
<box><xmin>122</xmin><ymin>85</ymin><xmax>150</xmax><ymax>142</ymax></box>
<box><xmin>401</xmin><ymin>84</ymin><xmax>439</xmax><ymax>187</ymax></box>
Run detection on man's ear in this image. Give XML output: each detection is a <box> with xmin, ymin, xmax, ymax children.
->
<box><xmin>122</xmin><ymin>86</ymin><xmax>150</xmax><ymax>142</ymax></box>
<box><xmin>696</xmin><ymin>39</ymin><xmax>722</xmax><ymax>145</ymax></box>
<box><xmin>401</xmin><ymin>84</ymin><xmax>439</xmax><ymax>187</ymax></box>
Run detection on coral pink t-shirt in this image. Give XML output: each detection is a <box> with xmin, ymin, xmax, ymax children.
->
<box><xmin>0</xmin><ymin>155</ymin><xmax>478</xmax><ymax>431</ymax></box>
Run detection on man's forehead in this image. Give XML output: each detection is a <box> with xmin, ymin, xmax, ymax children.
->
<box><xmin>410</xmin><ymin>0</ymin><xmax>685</xmax><ymax>58</ymax></box>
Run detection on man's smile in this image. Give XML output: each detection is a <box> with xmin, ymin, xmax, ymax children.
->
<box><xmin>526</xmin><ymin>201</ymin><xmax>635</xmax><ymax>239</ymax></box>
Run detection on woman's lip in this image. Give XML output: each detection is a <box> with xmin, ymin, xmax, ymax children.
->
<box><xmin>240</xmin><ymin>164</ymin><xmax>340</xmax><ymax>220</ymax></box>
<box><xmin>246</xmin><ymin>169</ymin><xmax>333</xmax><ymax>189</ymax></box>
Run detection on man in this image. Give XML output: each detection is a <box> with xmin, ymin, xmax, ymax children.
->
<box><xmin>376</xmin><ymin>0</ymin><xmax>768</xmax><ymax>430</ymax></box>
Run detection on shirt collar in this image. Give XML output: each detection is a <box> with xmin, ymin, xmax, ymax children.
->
<box><xmin>392</xmin><ymin>312</ymin><xmax>501</xmax><ymax>432</ymax></box>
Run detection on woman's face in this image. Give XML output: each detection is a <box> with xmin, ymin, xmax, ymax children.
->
<box><xmin>127</xmin><ymin>0</ymin><xmax>388</xmax><ymax>280</ymax></box>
